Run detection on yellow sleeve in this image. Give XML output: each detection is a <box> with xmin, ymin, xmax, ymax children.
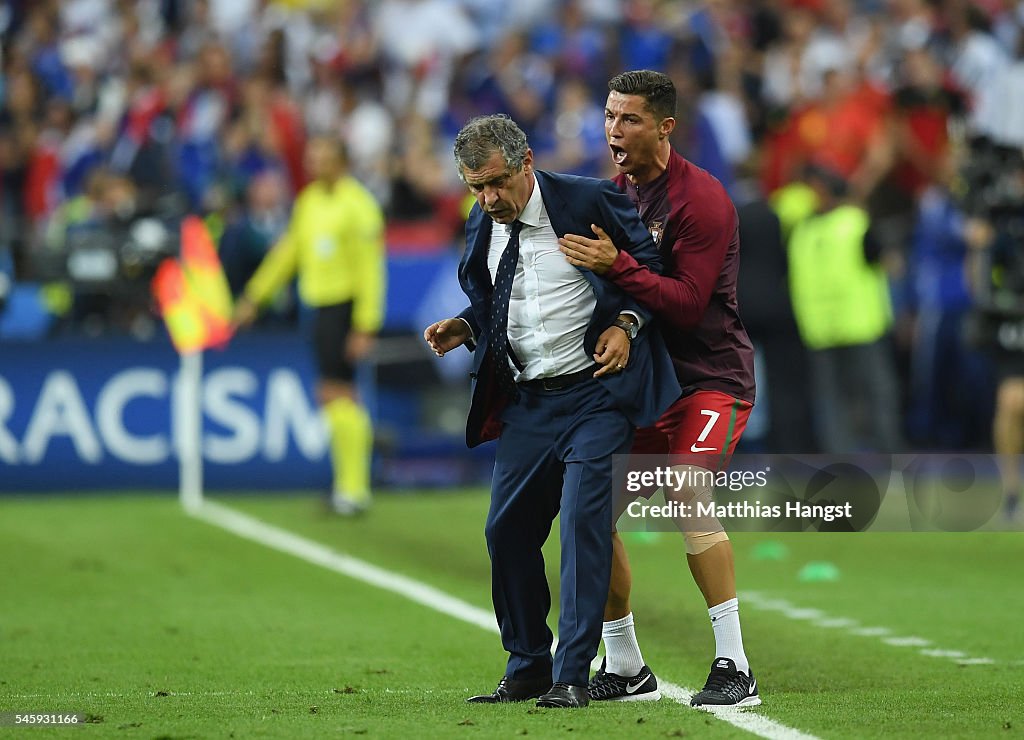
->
<box><xmin>243</xmin><ymin>209</ymin><xmax>301</xmax><ymax>307</ymax></box>
<box><xmin>350</xmin><ymin>190</ymin><xmax>386</xmax><ymax>333</ymax></box>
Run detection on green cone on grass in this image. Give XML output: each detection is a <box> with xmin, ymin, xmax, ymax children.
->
<box><xmin>751</xmin><ymin>540</ymin><xmax>789</xmax><ymax>561</ymax></box>
<box><xmin>623</xmin><ymin>531</ymin><xmax>662</xmax><ymax>544</ymax></box>
<box><xmin>798</xmin><ymin>561</ymin><xmax>841</xmax><ymax>582</ymax></box>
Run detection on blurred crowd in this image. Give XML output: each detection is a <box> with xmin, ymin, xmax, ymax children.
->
<box><xmin>1</xmin><ymin>0</ymin><xmax>1024</xmax><ymax>453</ymax></box>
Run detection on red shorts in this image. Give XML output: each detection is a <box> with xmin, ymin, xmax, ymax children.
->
<box><xmin>632</xmin><ymin>390</ymin><xmax>752</xmax><ymax>470</ymax></box>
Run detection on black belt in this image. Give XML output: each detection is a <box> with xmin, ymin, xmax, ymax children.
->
<box><xmin>518</xmin><ymin>365</ymin><xmax>599</xmax><ymax>392</ymax></box>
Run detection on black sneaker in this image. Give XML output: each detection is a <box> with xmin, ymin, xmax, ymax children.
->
<box><xmin>587</xmin><ymin>659</ymin><xmax>661</xmax><ymax>702</ymax></box>
<box><xmin>690</xmin><ymin>657</ymin><xmax>760</xmax><ymax>707</ymax></box>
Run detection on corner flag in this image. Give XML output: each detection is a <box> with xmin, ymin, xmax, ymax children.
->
<box><xmin>152</xmin><ymin>216</ymin><xmax>234</xmax><ymax>354</ymax></box>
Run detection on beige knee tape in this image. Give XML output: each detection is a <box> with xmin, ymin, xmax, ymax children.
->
<box><xmin>684</xmin><ymin>529</ymin><xmax>730</xmax><ymax>555</ymax></box>
<box><xmin>662</xmin><ymin>465</ymin><xmax>729</xmax><ymax>555</ymax></box>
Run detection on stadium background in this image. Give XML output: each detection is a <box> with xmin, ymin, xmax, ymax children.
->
<box><xmin>2</xmin><ymin>1</ymin><xmax>1023</xmax><ymax>737</ymax></box>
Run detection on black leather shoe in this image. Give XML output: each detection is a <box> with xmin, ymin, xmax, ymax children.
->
<box><xmin>536</xmin><ymin>682</ymin><xmax>589</xmax><ymax>708</ymax></box>
<box><xmin>466</xmin><ymin>675</ymin><xmax>552</xmax><ymax>703</ymax></box>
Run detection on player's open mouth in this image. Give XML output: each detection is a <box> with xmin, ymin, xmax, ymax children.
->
<box><xmin>610</xmin><ymin>144</ymin><xmax>627</xmax><ymax>164</ymax></box>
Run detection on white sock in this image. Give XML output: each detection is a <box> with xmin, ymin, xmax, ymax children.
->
<box><xmin>708</xmin><ymin>597</ymin><xmax>749</xmax><ymax>675</ymax></box>
<box><xmin>602</xmin><ymin>613</ymin><xmax>645</xmax><ymax>677</ymax></box>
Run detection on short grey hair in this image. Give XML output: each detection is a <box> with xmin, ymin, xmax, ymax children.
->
<box><xmin>453</xmin><ymin>114</ymin><xmax>529</xmax><ymax>181</ymax></box>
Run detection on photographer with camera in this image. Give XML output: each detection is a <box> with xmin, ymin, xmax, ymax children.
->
<box><xmin>37</xmin><ymin>168</ymin><xmax>179</xmax><ymax>336</ymax></box>
<box><xmin>947</xmin><ymin>28</ymin><xmax>1024</xmax><ymax>519</ymax></box>
<box><xmin>964</xmin><ymin>148</ymin><xmax>1024</xmax><ymax>520</ymax></box>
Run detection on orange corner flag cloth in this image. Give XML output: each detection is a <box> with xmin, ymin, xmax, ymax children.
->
<box><xmin>152</xmin><ymin>216</ymin><xmax>234</xmax><ymax>354</ymax></box>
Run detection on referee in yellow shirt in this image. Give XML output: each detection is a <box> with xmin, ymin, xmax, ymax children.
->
<box><xmin>234</xmin><ymin>137</ymin><xmax>386</xmax><ymax>515</ymax></box>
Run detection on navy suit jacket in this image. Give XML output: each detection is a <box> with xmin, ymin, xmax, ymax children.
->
<box><xmin>457</xmin><ymin>170</ymin><xmax>681</xmax><ymax>447</ymax></box>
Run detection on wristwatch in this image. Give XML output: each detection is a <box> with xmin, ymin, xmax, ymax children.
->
<box><xmin>612</xmin><ymin>317</ymin><xmax>638</xmax><ymax>342</ymax></box>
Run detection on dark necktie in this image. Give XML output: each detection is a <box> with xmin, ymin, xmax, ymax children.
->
<box><xmin>489</xmin><ymin>220</ymin><xmax>523</xmax><ymax>399</ymax></box>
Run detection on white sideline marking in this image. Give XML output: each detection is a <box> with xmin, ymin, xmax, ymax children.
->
<box><xmin>190</xmin><ymin>501</ymin><xmax>498</xmax><ymax>633</ymax></box>
<box><xmin>753</xmin><ymin>598</ymin><xmax>795</xmax><ymax>612</ymax></box>
<box><xmin>850</xmin><ymin>627</ymin><xmax>892</xmax><ymax>637</ymax></box>
<box><xmin>883</xmin><ymin>637</ymin><xmax>931</xmax><ymax>648</ymax></box>
<box><xmin>920</xmin><ymin>649</ymin><xmax>966</xmax><ymax>659</ymax></box>
<box><xmin>780</xmin><ymin>608</ymin><xmax>825</xmax><ymax>621</ymax></box>
<box><xmin>742</xmin><ymin>590</ymin><xmax>998</xmax><ymax>666</ymax></box>
<box><xmin>813</xmin><ymin>618</ymin><xmax>859</xmax><ymax>629</ymax></box>
<box><xmin>658</xmin><ymin>685</ymin><xmax>819</xmax><ymax>740</ymax></box>
<box><xmin>191</xmin><ymin>501</ymin><xmax>818</xmax><ymax>740</ymax></box>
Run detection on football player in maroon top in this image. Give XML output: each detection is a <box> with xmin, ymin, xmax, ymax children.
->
<box><xmin>560</xmin><ymin>70</ymin><xmax>759</xmax><ymax>707</ymax></box>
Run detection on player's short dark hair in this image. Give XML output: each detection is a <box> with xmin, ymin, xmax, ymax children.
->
<box><xmin>608</xmin><ymin>70</ymin><xmax>677</xmax><ymax>121</ymax></box>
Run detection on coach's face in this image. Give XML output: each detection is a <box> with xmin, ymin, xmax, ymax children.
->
<box><xmin>605</xmin><ymin>90</ymin><xmax>673</xmax><ymax>184</ymax></box>
<box><xmin>462</xmin><ymin>149</ymin><xmax>535</xmax><ymax>225</ymax></box>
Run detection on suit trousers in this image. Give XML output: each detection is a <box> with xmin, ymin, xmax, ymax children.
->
<box><xmin>486</xmin><ymin>377</ymin><xmax>634</xmax><ymax>686</ymax></box>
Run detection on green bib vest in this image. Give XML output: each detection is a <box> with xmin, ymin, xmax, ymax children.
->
<box><xmin>788</xmin><ymin>205</ymin><xmax>891</xmax><ymax>350</ymax></box>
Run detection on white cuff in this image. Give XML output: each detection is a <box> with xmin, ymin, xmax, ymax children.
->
<box><xmin>620</xmin><ymin>311</ymin><xmax>644</xmax><ymax>331</ymax></box>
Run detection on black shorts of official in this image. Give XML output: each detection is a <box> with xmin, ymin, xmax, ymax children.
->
<box><xmin>313</xmin><ymin>302</ymin><xmax>355</xmax><ymax>382</ymax></box>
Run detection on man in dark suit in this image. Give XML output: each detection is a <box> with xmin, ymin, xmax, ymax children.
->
<box><xmin>424</xmin><ymin>115</ymin><xmax>679</xmax><ymax>709</ymax></box>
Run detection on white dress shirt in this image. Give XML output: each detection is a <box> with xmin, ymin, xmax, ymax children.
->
<box><xmin>487</xmin><ymin>179</ymin><xmax>595</xmax><ymax>381</ymax></box>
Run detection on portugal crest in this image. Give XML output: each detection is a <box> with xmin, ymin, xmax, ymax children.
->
<box><xmin>649</xmin><ymin>221</ymin><xmax>664</xmax><ymax>245</ymax></box>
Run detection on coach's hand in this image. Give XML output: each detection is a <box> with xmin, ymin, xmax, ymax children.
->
<box><xmin>424</xmin><ymin>318</ymin><xmax>471</xmax><ymax>357</ymax></box>
<box><xmin>559</xmin><ymin>224</ymin><xmax>619</xmax><ymax>274</ymax></box>
<box><xmin>593</xmin><ymin>324</ymin><xmax>630</xmax><ymax>377</ymax></box>
<box><xmin>346</xmin><ymin>331</ymin><xmax>376</xmax><ymax>362</ymax></box>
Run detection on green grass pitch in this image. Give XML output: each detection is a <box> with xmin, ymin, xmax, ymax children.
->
<box><xmin>1</xmin><ymin>491</ymin><xmax>1022</xmax><ymax>738</ymax></box>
